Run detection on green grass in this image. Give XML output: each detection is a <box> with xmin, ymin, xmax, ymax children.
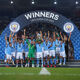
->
<box><xmin>0</xmin><ymin>67</ymin><xmax>80</xmax><ymax>80</ymax></box>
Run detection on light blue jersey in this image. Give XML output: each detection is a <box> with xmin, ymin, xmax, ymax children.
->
<box><xmin>5</xmin><ymin>46</ymin><xmax>12</xmax><ymax>55</ymax></box>
<box><xmin>23</xmin><ymin>41</ymin><xmax>28</xmax><ymax>52</ymax></box>
<box><xmin>36</xmin><ymin>44</ymin><xmax>43</xmax><ymax>52</ymax></box>
<box><xmin>60</xmin><ymin>43</ymin><xmax>65</xmax><ymax>52</ymax></box>
<box><xmin>43</xmin><ymin>41</ymin><xmax>50</xmax><ymax>51</ymax></box>
<box><xmin>16</xmin><ymin>43</ymin><xmax>23</xmax><ymax>52</ymax></box>
<box><xmin>11</xmin><ymin>42</ymin><xmax>16</xmax><ymax>52</ymax></box>
<box><xmin>36</xmin><ymin>43</ymin><xmax>43</xmax><ymax>52</ymax></box>
<box><xmin>11</xmin><ymin>38</ymin><xmax>13</xmax><ymax>43</ymax></box>
<box><xmin>49</xmin><ymin>41</ymin><xmax>56</xmax><ymax>50</ymax></box>
<box><xmin>55</xmin><ymin>39</ymin><xmax>61</xmax><ymax>47</ymax></box>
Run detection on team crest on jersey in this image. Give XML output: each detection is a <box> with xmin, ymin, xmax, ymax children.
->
<box><xmin>9</xmin><ymin>22</ymin><xmax>20</xmax><ymax>33</ymax></box>
<box><xmin>63</xmin><ymin>22</ymin><xmax>74</xmax><ymax>33</ymax></box>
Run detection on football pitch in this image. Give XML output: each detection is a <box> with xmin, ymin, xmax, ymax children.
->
<box><xmin>0</xmin><ymin>67</ymin><xmax>80</xmax><ymax>80</ymax></box>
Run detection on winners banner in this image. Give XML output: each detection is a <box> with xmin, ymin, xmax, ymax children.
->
<box><xmin>24</xmin><ymin>11</ymin><xmax>60</xmax><ymax>23</ymax></box>
<box><xmin>24</xmin><ymin>11</ymin><xmax>59</xmax><ymax>20</ymax></box>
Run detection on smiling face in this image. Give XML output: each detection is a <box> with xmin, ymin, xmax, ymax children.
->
<box><xmin>31</xmin><ymin>41</ymin><xmax>33</xmax><ymax>44</ymax></box>
<box><xmin>19</xmin><ymin>39</ymin><xmax>22</xmax><ymax>44</ymax></box>
<box><xmin>61</xmin><ymin>41</ymin><xmax>63</xmax><ymax>44</ymax></box>
<box><xmin>57</xmin><ymin>37</ymin><xmax>60</xmax><ymax>40</ymax></box>
<box><xmin>31</xmin><ymin>36</ymin><xmax>33</xmax><ymax>40</ymax></box>
<box><xmin>46</xmin><ymin>39</ymin><xmax>48</xmax><ymax>43</ymax></box>
<box><xmin>44</xmin><ymin>36</ymin><xmax>46</xmax><ymax>40</ymax></box>
<box><xmin>36</xmin><ymin>31</ymin><xmax>38</xmax><ymax>35</ymax></box>
<box><xmin>38</xmin><ymin>41</ymin><xmax>41</xmax><ymax>44</ymax></box>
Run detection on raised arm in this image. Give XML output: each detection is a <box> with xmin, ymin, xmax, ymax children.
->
<box><xmin>15</xmin><ymin>34</ymin><xmax>17</xmax><ymax>42</ymax></box>
<box><xmin>24</xmin><ymin>29</ymin><xmax>26</xmax><ymax>37</ymax></box>
<box><xmin>22</xmin><ymin>29</ymin><xmax>26</xmax><ymax>44</ymax></box>
<box><xmin>48</xmin><ymin>31</ymin><xmax>49</xmax><ymax>39</ymax></box>
<box><xmin>12</xmin><ymin>32</ymin><xmax>14</xmax><ymax>37</ymax></box>
<box><xmin>44</xmin><ymin>32</ymin><xmax>47</xmax><ymax>39</ymax></box>
<box><xmin>60</xmin><ymin>32</ymin><xmax>64</xmax><ymax>41</ymax></box>
<box><xmin>64</xmin><ymin>35</ymin><xmax>67</xmax><ymax>42</ymax></box>
<box><xmin>9</xmin><ymin>32</ymin><xmax>12</xmax><ymax>43</ymax></box>
<box><xmin>40</xmin><ymin>31</ymin><xmax>43</xmax><ymax>40</ymax></box>
<box><xmin>68</xmin><ymin>32</ymin><xmax>71</xmax><ymax>41</ymax></box>
<box><xmin>53</xmin><ymin>32</ymin><xmax>56</xmax><ymax>41</ymax></box>
<box><xmin>9</xmin><ymin>32</ymin><xmax>14</xmax><ymax>43</ymax></box>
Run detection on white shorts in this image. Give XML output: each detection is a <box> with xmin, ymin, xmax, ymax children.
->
<box><xmin>36</xmin><ymin>52</ymin><xmax>43</xmax><ymax>58</ymax></box>
<box><xmin>25</xmin><ymin>52</ymin><xmax>28</xmax><ymax>58</ymax></box>
<box><xmin>16</xmin><ymin>52</ymin><xmax>23</xmax><ymax>59</ymax></box>
<box><xmin>11</xmin><ymin>52</ymin><xmax>16</xmax><ymax>57</ymax></box>
<box><xmin>44</xmin><ymin>50</ymin><xmax>49</xmax><ymax>57</ymax></box>
<box><xmin>56</xmin><ymin>47</ymin><xmax>60</xmax><ymax>53</ymax></box>
<box><xmin>50</xmin><ymin>50</ymin><xmax>55</xmax><ymax>57</ymax></box>
<box><xmin>60</xmin><ymin>51</ymin><xmax>66</xmax><ymax>57</ymax></box>
<box><xmin>6</xmin><ymin>54</ymin><xmax>11</xmax><ymax>60</ymax></box>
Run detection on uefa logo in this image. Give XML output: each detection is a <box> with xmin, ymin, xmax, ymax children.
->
<box><xmin>63</xmin><ymin>22</ymin><xmax>74</xmax><ymax>33</ymax></box>
<box><xmin>9</xmin><ymin>22</ymin><xmax>20</xmax><ymax>33</ymax></box>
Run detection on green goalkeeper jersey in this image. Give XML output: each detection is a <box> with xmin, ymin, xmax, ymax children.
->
<box><xmin>26</xmin><ymin>39</ymin><xmax>36</xmax><ymax>54</ymax></box>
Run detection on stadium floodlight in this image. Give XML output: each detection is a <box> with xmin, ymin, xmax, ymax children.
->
<box><xmin>10</xmin><ymin>0</ymin><xmax>14</xmax><ymax>4</ymax></box>
<box><xmin>75</xmin><ymin>1</ymin><xmax>79</xmax><ymax>4</ymax></box>
<box><xmin>32</xmin><ymin>0</ymin><xmax>35</xmax><ymax>4</ymax></box>
<box><xmin>54</xmin><ymin>0</ymin><xmax>57</xmax><ymax>5</ymax></box>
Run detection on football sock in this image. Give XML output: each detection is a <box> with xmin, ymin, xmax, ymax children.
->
<box><xmin>32</xmin><ymin>60</ymin><xmax>34</xmax><ymax>64</ymax></box>
<box><xmin>47</xmin><ymin>61</ymin><xmax>49</xmax><ymax>65</ymax></box>
<box><xmin>63</xmin><ymin>58</ymin><xmax>66</xmax><ymax>64</ymax></box>
<box><xmin>54</xmin><ymin>58</ymin><xmax>56</xmax><ymax>65</ymax></box>
<box><xmin>50</xmin><ymin>58</ymin><xmax>53</xmax><ymax>64</ymax></box>
<box><xmin>41</xmin><ymin>58</ymin><xmax>43</xmax><ymax>64</ymax></box>
<box><xmin>44</xmin><ymin>60</ymin><xmax>45</xmax><ymax>65</ymax></box>
<box><xmin>60</xmin><ymin>58</ymin><xmax>62</xmax><ymax>64</ymax></box>
<box><xmin>37</xmin><ymin>58</ymin><xmax>39</xmax><ymax>65</ymax></box>
<box><xmin>26</xmin><ymin>60</ymin><xmax>28</xmax><ymax>64</ymax></box>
